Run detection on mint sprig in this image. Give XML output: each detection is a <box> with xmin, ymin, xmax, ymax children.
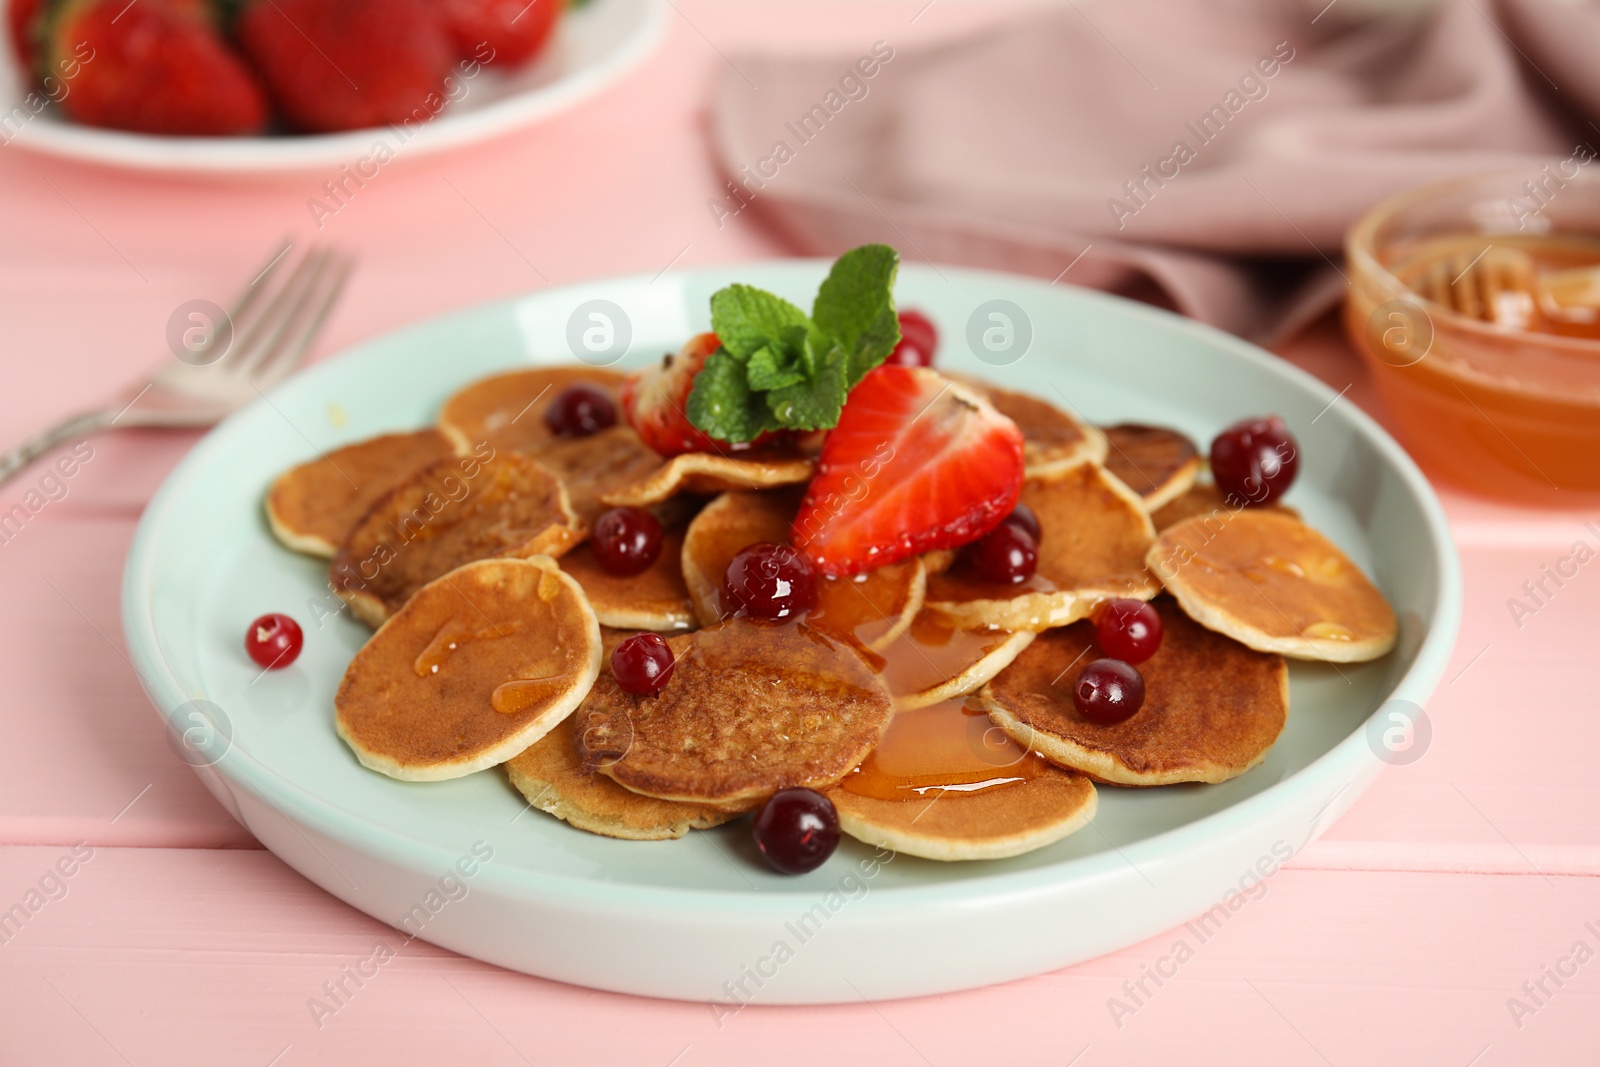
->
<box><xmin>686</xmin><ymin>245</ymin><xmax>900</xmax><ymax>442</ymax></box>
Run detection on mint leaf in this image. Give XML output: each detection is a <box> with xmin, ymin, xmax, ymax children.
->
<box><xmin>765</xmin><ymin>354</ymin><xmax>850</xmax><ymax>431</ymax></box>
<box><xmin>812</xmin><ymin>244</ymin><xmax>900</xmax><ymax>386</ymax></box>
<box><xmin>746</xmin><ymin>344</ymin><xmax>806</xmax><ymax>391</ymax></box>
<box><xmin>686</xmin><ymin>349</ymin><xmax>775</xmax><ymax>443</ymax></box>
<box><xmin>710</xmin><ymin>285</ymin><xmax>810</xmax><ymax>359</ymax></box>
<box><xmin>688</xmin><ymin>245</ymin><xmax>901</xmax><ymax>442</ymax></box>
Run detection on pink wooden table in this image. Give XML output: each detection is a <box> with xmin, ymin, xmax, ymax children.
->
<box><xmin>2</xmin><ymin>2</ymin><xmax>1597</xmax><ymax>1063</ymax></box>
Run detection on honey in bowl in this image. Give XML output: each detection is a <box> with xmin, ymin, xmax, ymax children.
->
<box><xmin>1345</xmin><ymin>173</ymin><xmax>1600</xmax><ymax>503</ymax></box>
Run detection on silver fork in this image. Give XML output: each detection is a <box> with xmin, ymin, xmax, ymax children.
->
<box><xmin>0</xmin><ymin>241</ymin><xmax>354</xmax><ymax>488</ymax></box>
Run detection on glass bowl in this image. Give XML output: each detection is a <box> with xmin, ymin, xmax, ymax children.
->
<box><xmin>1344</xmin><ymin>169</ymin><xmax>1600</xmax><ymax>504</ymax></box>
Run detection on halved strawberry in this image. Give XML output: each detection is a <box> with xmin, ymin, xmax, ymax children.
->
<box><xmin>793</xmin><ymin>366</ymin><xmax>1024</xmax><ymax>577</ymax></box>
<box><xmin>620</xmin><ymin>332</ymin><xmax>724</xmax><ymax>457</ymax></box>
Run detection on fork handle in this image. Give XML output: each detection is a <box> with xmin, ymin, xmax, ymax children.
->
<box><xmin>0</xmin><ymin>409</ymin><xmax>113</xmax><ymax>490</ymax></box>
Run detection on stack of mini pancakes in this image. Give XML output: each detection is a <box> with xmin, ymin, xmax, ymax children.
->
<box><xmin>265</xmin><ymin>365</ymin><xmax>1398</xmax><ymax>862</ymax></box>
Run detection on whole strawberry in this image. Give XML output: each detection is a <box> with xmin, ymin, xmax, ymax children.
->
<box><xmin>43</xmin><ymin>0</ymin><xmax>268</xmax><ymax>135</ymax></box>
<box><xmin>7</xmin><ymin>0</ymin><xmax>40</xmax><ymax>69</ymax></box>
<box><xmin>439</xmin><ymin>0</ymin><xmax>562</xmax><ymax>69</ymax></box>
<box><xmin>237</xmin><ymin>0</ymin><xmax>452</xmax><ymax>133</ymax></box>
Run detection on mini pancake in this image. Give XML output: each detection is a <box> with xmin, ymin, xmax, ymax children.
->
<box><xmin>1100</xmin><ymin>424</ymin><xmax>1200</xmax><ymax>512</ymax></box>
<box><xmin>1149</xmin><ymin>510</ymin><xmax>1398</xmax><ymax>662</ymax></box>
<box><xmin>956</xmin><ymin>377</ymin><xmax>1107</xmax><ymax>476</ymax></box>
<box><xmin>824</xmin><ymin>698</ymin><xmax>1097</xmax><ymax>860</ymax></box>
<box><xmin>335</xmin><ymin>556</ymin><xmax>601</xmax><ymax>781</ymax></box>
<box><xmin>680</xmin><ymin>489</ymin><xmax>924</xmax><ymax>652</ymax></box>
<box><xmin>827</xmin><ymin>770</ymin><xmax>1096</xmax><ymax>861</ymax></box>
<box><xmin>926</xmin><ymin>462</ymin><xmax>1159</xmax><ymax>632</ymax></box>
<box><xmin>1150</xmin><ymin>482</ymin><xmax>1298</xmax><ymax>531</ymax></box>
<box><xmin>437</xmin><ymin>366</ymin><xmax>625</xmax><ymax>455</ymax></box>
<box><xmin>886</xmin><ymin>611</ymin><xmax>1036</xmax><ymax>710</ymax></box>
<box><xmin>331</xmin><ymin>452</ymin><xmax>584</xmax><ymax>627</ymax></box>
<box><xmin>980</xmin><ymin>598</ymin><xmax>1288</xmax><ymax>785</ymax></box>
<box><xmin>574</xmin><ymin>617</ymin><xmax>894</xmax><ymax>808</ymax></box>
<box><xmin>599</xmin><ymin>450</ymin><xmax>814</xmax><ymax>509</ymax></box>
<box><xmin>265</xmin><ymin>429</ymin><xmax>456</xmax><ymax>557</ymax></box>
<box><xmin>505</xmin><ymin>701</ymin><xmax>735</xmax><ymax>841</ymax></box>
<box><xmin>531</xmin><ymin>425</ymin><xmax>665</xmax><ymax>525</ymax></box>
<box><xmin>559</xmin><ymin>526</ymin><xmax>696</xmax><ymax>632</ymax></box>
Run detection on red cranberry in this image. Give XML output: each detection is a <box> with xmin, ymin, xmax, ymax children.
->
<box><xmin>591</xmin><ymin>507</ymin><xmax>662</xmax><ymax>576</ymax></box>
<box><xmin>753</xmin><ymin>787</ymin><xmax>840</xmax><ymax>874</ymax></box>
<box><xmin>611</xmin><ymin>633</ymin><xmax>675</xmax><ymax>695</ymax></box>
<box><xmin>723</xmin><ymin>542</ymin><xmax>818</xmax><ymax>620</ymax></box>
<box><xmin>1001</xmin><ymin>502</ymin><xmax>1041</xmax><ymax>543</ymax></box>
<box><xmin>1073</xmin><ymin>658</ymin><xmax>1144</xmax><ymax>724</ymax></box>
<box><xmin>1210</xmin><ymin>415</ymin><xmax>1299</xmax><ymax>507</ymax></box>
<box><xmin>1096</xmin><ymin>599</ymin><xmax>1163</xmax><ymax>664</ymax></box>
<box><xmin>544</xmin><ymin>384</ymin><xmax>617</xmax><ymax>438</ymax></box>
<box><xmin>885</xmin><ymin>309</ymin><xmax>938</xmax><ymax>367</ymax></box>
<box><xmin>969</xmin><ymin>523</ymin><xmax>1038</xmax><ymax>584</ymax></box>
<box><xmin>245</xmin><ymin>613</ymin><xmax>302</xmax><ymax>669</ymax></box>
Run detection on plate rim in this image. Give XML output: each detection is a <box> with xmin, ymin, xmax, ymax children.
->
<box><xmin>121</xmin><ymin>259</ymin><xmax>1463</xmax><ymax>913</ymax></box>
<box><xmin>1</xmin><ymin>0</ymin><xmax>667</xmax><ymax>174</ymax></box>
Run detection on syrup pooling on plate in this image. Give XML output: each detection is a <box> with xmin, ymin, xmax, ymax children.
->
<box><xmin>840</xmin><ymin>700</ymin><xmax>1049</xmax><ymax>801</ymax></box>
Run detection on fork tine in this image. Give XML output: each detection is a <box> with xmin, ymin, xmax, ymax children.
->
<box><xmin>226</xmin><ymin>238</ymin><xmax>296</xmax><ymax>331</ymax></box>
<box><xmin>235</xmin><ymin>249</ymin><xmax>334</xmax><ymax>381</ymax></box>
<box><xmin>227</xmin><ymin>247</ymin><xmax>326</xmax><ymax>377</ymax></box>
<box><xmin>250</xmin><ymin>253</ymin><xmax>353</xmax><ymax>387</ymax></box>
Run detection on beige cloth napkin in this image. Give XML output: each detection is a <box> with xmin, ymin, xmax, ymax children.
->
<box><xmin>709</xmin><ymin>0</ymin><xmax>1600</xmax><ymax>344</ymax></box>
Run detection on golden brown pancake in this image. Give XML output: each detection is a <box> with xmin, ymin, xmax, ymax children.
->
<box><xmin>1100</xmin><ymin>424</ymin><xmax>1200</xmax><ymax>511</ymax></box>
<box><xmin>825</xmin><ymin>699</ymin><xmax>1097</xmax><ymax>860</ymax></box>
<box><xmin>980</xmin><ymin>598</ymin><xmax>1288</xmax><ymax>785</ymax></box>
<box><xmin>926</xmin><ymin>462</ymin><xmax>1159</xmax><ymax>631</ymax></box>
<box><xmin>505</xmin><ymin>709</ymin><xmax>736</xmax><ymax>840</ymax></box>
<box><xmin>1150</xmin><ymin>482</ymin><xmax>1298</xmax><ymax>531</ymax></box>
<box><xmin>956</xmin><ymin>377</ymin><xmax>1108</xmax><ymax>476</ymax></box>
<box><xmin>559</xmin><ymin>527</ymin><xmax>696</xmax><ymax>632</ymax></box>
<box><xmin>574</xmin><ymin>618</ymin><xmax>894</xmax><ymax>808</ymax></box>
<box><xmin>828</xmin><ymin>770</ymin><xmax>1096</xmax><ymax>861</ymax></box>
<box><xmin>1149</xmin><ymin>510</ymin><xmax>1398</xmax><ymax>662</ymax></box>
<box><xmin>265</xmin><ymin>429</ymin><xmax>457</xmax><ymax>558</ymax></box>
<box><xmin>599</xmin><ymin>451</ymin><xmax>814</xmax><ymax>509</ymax></box>
<box><xmin>530</xmin><ymin>425</ymin><xmax>665</xmax><ymax>525</ymax></box>
<box><xmin>335</xmin><ymin>556</ymin><xmax>601</xmax><ymax>781</ymax></box>
<box><xmin>437</xmin><ymin>366</ymin><xmax>626</xmax><ymax>455</ymax></box>
<box><xmin>680</xmin><ymin>489</ymin><xmax>924</xmax><ymax>652</ymax></box>
<box><xmin>331</xmin><ymin>452</ymin><xmax>584</xmax><ymax>627</ymax></box>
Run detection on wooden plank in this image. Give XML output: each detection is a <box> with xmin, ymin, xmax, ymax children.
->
<box><xmin>0</xmin><ymin>846</ymin><xmax>1593</xmax><ymax>1064</ymax></box>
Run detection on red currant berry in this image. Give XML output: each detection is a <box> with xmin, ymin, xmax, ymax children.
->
<box><xmin>1095</xmin><ymin>599</ymin><xmax>1163</xmax><ymax>664</ymax></box>
<box><xmin>969</xmin><ymin>523</ymin><xmax>1038</xmax><ymax>584</ymax></box>
<box><xmin>591</xmin><ymin>507</ymin><xmax>663</xmax><ymax>576</ymax></box>
<box><xmin>1001</xmin><ymin>502</ymin><xmax>1041</xmax><ymax>543</ymax></box>
<box><xmin>752</xmin><ymin>787</ymin><xmax>840</xmax><ymax>874</ymax></box>
<box><xmin>543</xmin><ymin>384</ymin><xmax>617</xmax><ymax>438</ymax></box>
<box><xmin>1073</xmin><ymin>658</ymin><xmax>1144</xmax><ymax>725</ymax></box>
<box><xmin>245</xmin><ymin>613</ymin><xmax>302</xmax><ymax>670</ymax></box>
<box><xmin>1210</xmin><ymin>415</ymin><xmax>1299</xmax><ymax>507</ymax></box>
<box><xmin>723</xmin><ymin>542</ymin><xmax>818</xmax><ymax>620</ymax></box>
<box><xmin>885</xmin><ymin>309</ymin><xmax>938</xmax><ymax>367</ymax></box>
<box><xmin>611</xmin><ymin>633</ymin><xmax>676</xmax><ymax>695</ymax></box>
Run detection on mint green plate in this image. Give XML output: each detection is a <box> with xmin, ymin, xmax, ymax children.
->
<box><xmin>122</xmin><ymin>262</ymin><xmax>1460</xmax><ymax>1003</ymax></box>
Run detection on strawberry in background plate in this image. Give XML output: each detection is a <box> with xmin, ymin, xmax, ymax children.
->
<box><xmin>43</xmin><ymin>0</ymin><xmax>268</xmax><ymax>135</ymax></box>
<box><xmin>793</xmin><ymin>365</ymin><xmax>1025</xmax><ymax>577</ymax></box>
<box><xmin>7</xmin><ymin>0</ymin><xmax>40</xmax><ymax>69</ymax></box>
<box><xmin>440</xmin><ymin>0</ymin><xmax>562</xmax><ymax>68</ymax></box>
<box><xmin>237</xmin><ymin>0</ymin><xmax>452</xmax><ymax>133</ymax></box>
